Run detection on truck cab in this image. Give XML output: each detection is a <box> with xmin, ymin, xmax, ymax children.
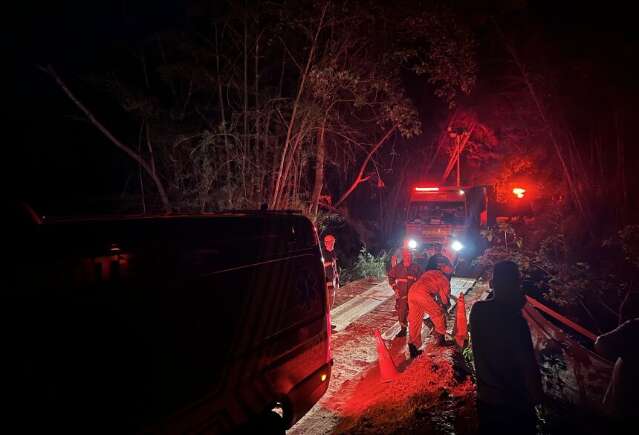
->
<box><xmin>403</xmin><ymin>185</ymin><xmax>494</xmax><ymax>268</ymax></box>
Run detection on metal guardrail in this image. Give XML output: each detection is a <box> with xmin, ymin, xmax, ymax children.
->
<box><xmin>525</xmin><ymin>295</ymin><xmax>597</xmax><ymax>341</ymax></box>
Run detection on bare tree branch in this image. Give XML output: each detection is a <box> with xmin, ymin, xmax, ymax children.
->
<box><xmin>334</xmin><ymin>125</ymin><xmax>396</xmax><ymax>208</ymax></box>
<box><xmin>42</xmin><ymin>65</ymin><xmax>172</xmax><ymax>213</ymax></box>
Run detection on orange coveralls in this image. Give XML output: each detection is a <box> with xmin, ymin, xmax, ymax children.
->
<box><xmin>408</xmin><ymin>269</ymin><xmax>450</xmax><ymax>348</ymax></box>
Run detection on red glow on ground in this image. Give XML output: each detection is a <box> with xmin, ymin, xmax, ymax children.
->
<box><xmin>323</xmin><ymin>341</ymin><xmax>476</xmax><ymax>432</ymax></box>
<box><xmin>291</xmin><ymin>281</ymin><xmax>482</xmax><ymax>434</ymax></box>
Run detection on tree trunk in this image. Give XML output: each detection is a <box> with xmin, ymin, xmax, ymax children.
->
<box><xmin>276</xmin><ymin>118</ymin><xmax>309</xmax><ymax>209</ymax></box>
<box><xmin>310</xmin><ymin>118</ymin><xmax>327</xmax><ymax>217</ymax></box>
<box><xmin>270</xmin><ymin>2</ymin><xmax>328</xmax><ymax>208</ymax></box>
<box><xmin>137</xmin><ymin>121</ymin><xmax>147</xmax><ymax>213</ymax></box>
<box><xmin>255</xmin><ymin>31</ymin><xmax>261</xmax><ymax>200</ymax></box>
<box><xmin>262</xmin><ymin>108</ymin><xmax>272</xmax><ymax>205</ymax></box>
<box><xmin>214</xmin><ymin>24</ymin><xmax>232</xmax><ymax>205</ymax></box>
<box><xmin>242</xmin><ymin>6</ymin><xmax>248</xmax><ymax>199</ymax></box>
<box><xmin>383</xmin><ymin>159</ymin><xmax>411</xmax><ymax>241</ymax></box>
<box><xmin>145</xmin><ymin>124</ymin><xmax>157</xmax><ymax>176</ymax></box>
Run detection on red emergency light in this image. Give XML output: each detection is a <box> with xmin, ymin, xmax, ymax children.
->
<box><xmin>415</xmin><ymin>187</ymin><xmax>440</xmax><ymax>192</ymax></box>
<box><xmin>512</xmin><ymin>187</ymin><xmax>526</xmax><ymax>198</ymax></box>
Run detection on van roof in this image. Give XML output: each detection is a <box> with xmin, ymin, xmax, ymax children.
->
<box><xmin>22</xmin><ymin>209</ymin><xmax>316</xmax><ymax>254</ymax></box>
<box><xmin>32</xmin><ymin>209</ymin><xmax>304</xmax><ymax>225</ymax></box>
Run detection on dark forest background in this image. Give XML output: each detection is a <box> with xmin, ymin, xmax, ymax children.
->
<box><xmin>7</xmin><ymin>0</ymin><xmax>639</xmax><ymax>332</ymax></box>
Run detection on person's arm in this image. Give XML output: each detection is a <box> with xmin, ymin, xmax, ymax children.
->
<box><xmin>438</xmin><ymin>275</ymin><xmax>450</xmax><ymax>307</ymax></box>
<box><xmin>331</xmin><ymin>252</ymin><xmax>338</xmax><ymax>272</ymax></box>
<box><xmin>388</xmin><ymin>267</ymin><xmax>397</xmax><ymax>291</ymax></box>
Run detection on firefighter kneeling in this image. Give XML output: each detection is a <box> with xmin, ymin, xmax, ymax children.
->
<box><xmin>407</xmin><ymin>254</ymin><xmax>454</xmax><ymax>358</ymax></box>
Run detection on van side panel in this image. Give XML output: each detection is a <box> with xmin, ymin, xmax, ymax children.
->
<box><xmin>12</xmin><ymin>214</ymin><xmax>330</xmax><ymax>434</ymax></box>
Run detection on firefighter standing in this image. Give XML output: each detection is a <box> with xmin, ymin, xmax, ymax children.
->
<box><xmin>388</xmin><ymin>249</ymin><xmax>422</xmax><ymax>338</ymax></box>
<box><xmin>407</xmin><ymin>255</ymin><xmax>453</xmax><ymax>357</ymax></box>
<box><xmin>323</xmin><ymin>234</ymin><xmax>339</xmax><ymax>308</ymax></box>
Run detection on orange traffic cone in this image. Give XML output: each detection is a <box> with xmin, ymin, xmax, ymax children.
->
<box><xmin>454</xmin><ymin>293</ymin><xmax>468</xmax><ymax>348</ymax></box>
<box><xmin>375</xmin><ymin>329</ymin><xmax>399</xmax><ymax>382</ymax></box>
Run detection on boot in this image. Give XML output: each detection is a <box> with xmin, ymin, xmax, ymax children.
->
<box><xmin>408</xmin><ymin>343</ymin><xmax>423</xmax><ymax>358</ymax></box>
<box><xmin>395</xmin><ymin>326</ymin><xmax>407</xmax><ymax>338</ymax></box>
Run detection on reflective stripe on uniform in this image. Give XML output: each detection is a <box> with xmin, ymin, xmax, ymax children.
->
<box><xmin>396</xmin><ymin>278</ymin><xmax>408</xmax><ymax>282</ymax></box>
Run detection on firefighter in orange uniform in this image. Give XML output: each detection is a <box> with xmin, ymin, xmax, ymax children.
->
<box><xmin>388</xmin><ymin>249</ymin><xmax>423</xmax><ymax>338</ymax></box>
<box><xmin>323</xmin><ymin>234</ymin><xmax>339</xmax><ymax>308</ymax></box>
<box><xmin>407</xmin><ymin>254</ymin><xmax>453</xmax><ymax>357</ymax></box>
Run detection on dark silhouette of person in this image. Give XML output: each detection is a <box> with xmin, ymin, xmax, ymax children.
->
<box><xmin>469</xmin><ymin>261</ymin><xmax>542</xmax><ymax>435</ymax></box>
<box><xmin>594</xmin><ymin>291</ymin><xmax>639</xmax><ymax>421</ymax></box>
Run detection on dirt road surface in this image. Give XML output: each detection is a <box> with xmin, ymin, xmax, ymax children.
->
<box><xmin>288</xmin><ymin>277</ymin><xmax>487</xmax><ymax>434</ymax></box>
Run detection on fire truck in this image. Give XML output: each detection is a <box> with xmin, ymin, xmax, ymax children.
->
<box><xmin>403</xmin><ymin>182</ymin><xmax>533</xmax><ymax>268</ymax></box>
<box><xmin>403</xmin><ymin>185</ymin><xmax>493</xmax><ymax>267</ymax></box>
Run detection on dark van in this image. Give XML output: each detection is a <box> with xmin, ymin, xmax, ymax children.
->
<box><xmin>8</xmin><ymin>208</ymin><xmax>332</xmax><ymax>434</ymax></box>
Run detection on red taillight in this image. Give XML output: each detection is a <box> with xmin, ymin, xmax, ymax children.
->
<box><xmin>415</xmin><ymin>187</ymin><xmax>439</xmax><ymax>192</ymax></box>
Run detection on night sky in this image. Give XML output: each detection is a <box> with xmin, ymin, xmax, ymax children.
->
<box><xmin>7</xmin><ymin>0</ymin><xmax>638</xmax><ymax>215</ymax></box>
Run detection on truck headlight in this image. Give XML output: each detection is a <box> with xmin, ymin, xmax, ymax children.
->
<box><xmin>407</xmin><ymin>239</ymin><xmax>418</xmax><ymax>250</ymax></box>
<box><xmin>451</xmin><ymin>240</ymin><xmax>464</xmax><ymax>251</ymax></box>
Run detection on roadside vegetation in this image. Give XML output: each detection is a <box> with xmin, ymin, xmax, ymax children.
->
<box><xmin>340</xmin><ymin>248</ymin><xmax>389</xmax><ymax>283</ymax></box>
<box><xmin>474</xmin><ymin>216</ymin><xmax>639</xmax><ymax>336</ymax></box>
